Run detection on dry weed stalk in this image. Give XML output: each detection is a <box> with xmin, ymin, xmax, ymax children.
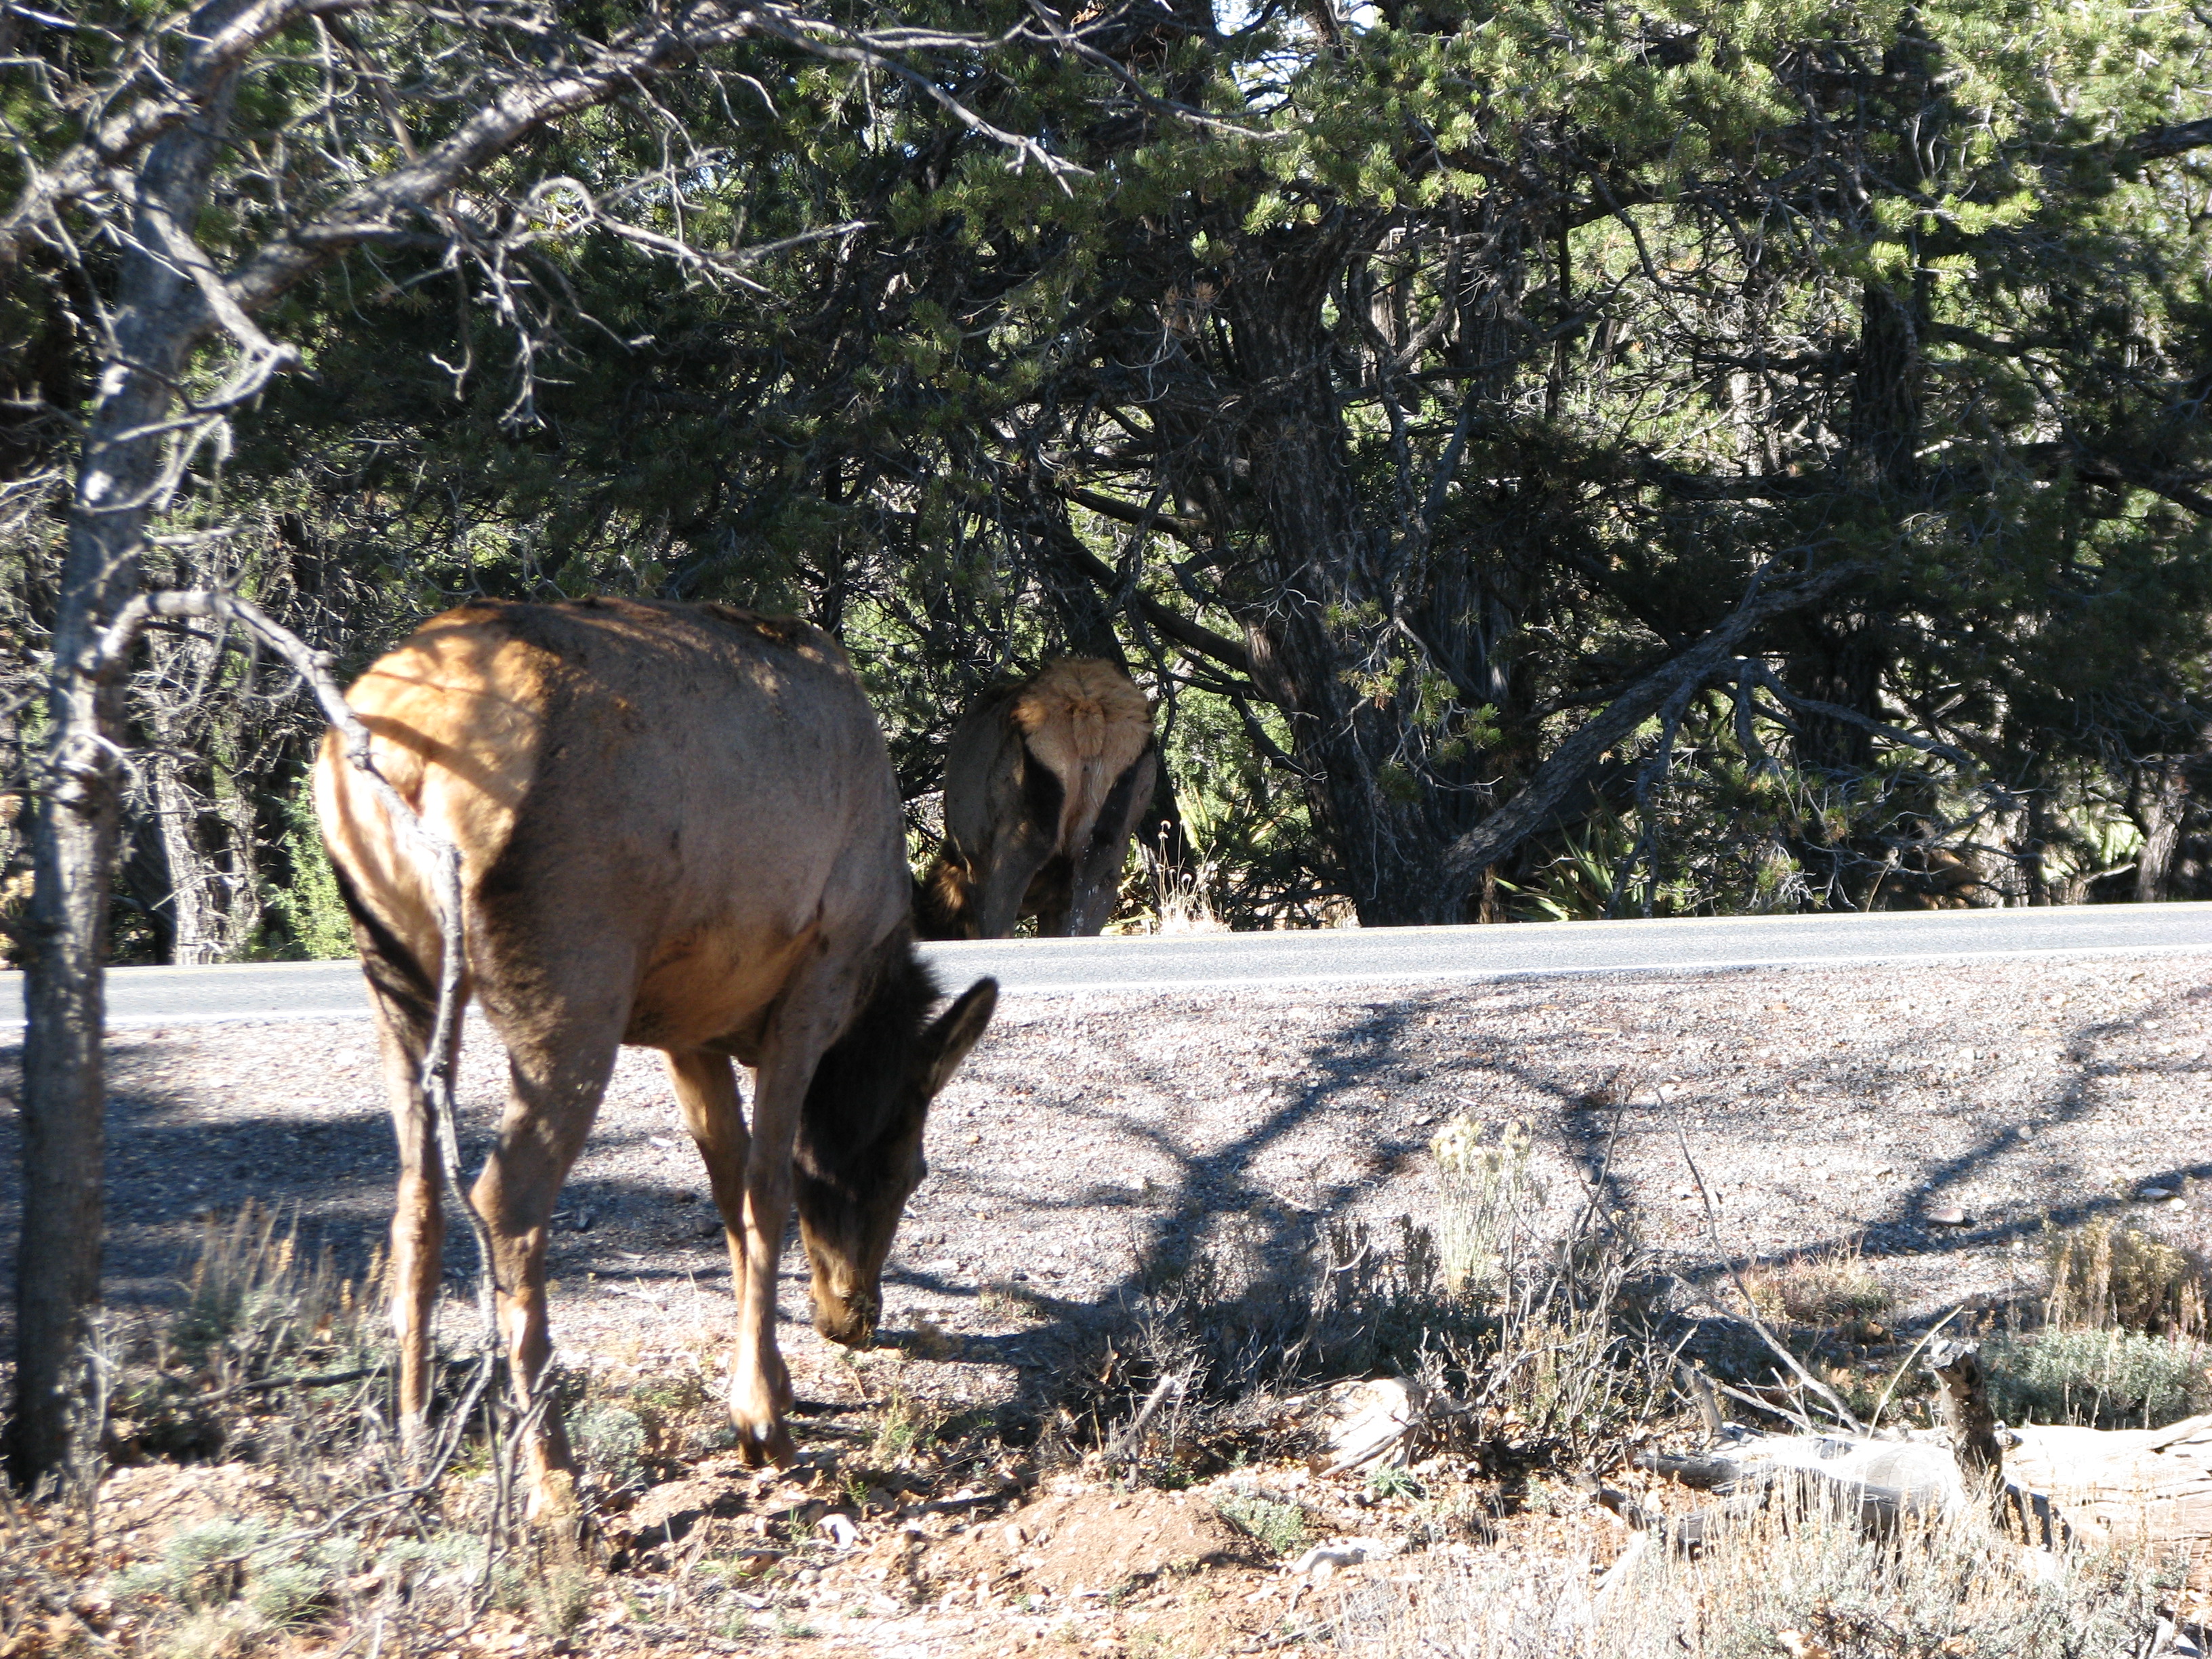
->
<box><xmin>2045</xmin><ymin>1217</ymin><xmax>2209</xmax><ymax>1338</ymax></box>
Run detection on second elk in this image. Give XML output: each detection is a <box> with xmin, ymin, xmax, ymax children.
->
<box><xmin>918</xmin><ymin>659</ymin><xmax>1158</xmax><ymax>938</ymax></box>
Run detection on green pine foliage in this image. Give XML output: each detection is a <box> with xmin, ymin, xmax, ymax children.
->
<box><xmin>8</xmin><ymin>0</ymin><xmax>2212</xmax><ymax>941</ymax></box>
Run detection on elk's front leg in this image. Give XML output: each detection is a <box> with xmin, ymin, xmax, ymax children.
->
<box><xmin>729</xmin><ymin>1000</ymin><xmax>842</xmax><ymax>1466</ymax></box>
<box><xmin>730</xmin><ymin>1094</ymin><xmax>800</xmax><ymax>1465</ymax></box>
<box><xmin>664</xmin><ymin>1049</ymin><xmax>755</xmax><ymax>1313</ymax></box>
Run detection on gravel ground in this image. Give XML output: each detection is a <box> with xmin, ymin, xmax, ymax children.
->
<box><xmin>1</xmin><ymin>949</ymin><xmax>2207</xmax><ymax>1410</ymax></box>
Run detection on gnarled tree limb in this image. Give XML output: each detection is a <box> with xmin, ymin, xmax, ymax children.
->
<box><xmin>1437</xmin><ymin>560</ymin><xmax>1873</xmax><ymax>904</ymax></box>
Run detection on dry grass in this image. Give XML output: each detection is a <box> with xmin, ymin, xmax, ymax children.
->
<box><xmin>162</xmin><ymin>1204</ymin><xmax>383</xmax><ymax>1391</ymax></box>
<box><xmin>48</xmin><ymin>1143</ymin><xmax>2201</xmax><ymax>1658</ymax></box>
<box><xmin>1740</xmin><ymin>1244</ymin><xmax>1891</xmax><ymax>1332</ymax></box>
<box><xmin>1130</xmin><ymin>838</ymin><xmax>1232</xmax><ymax>934</ymax></box>
<box><xmin>1331</xmin><ymin>1488</ymin><xmax>2176</xmax><ymax>1658</ymax></box>
<box><xmin>1071</xmin><ymin>1118</ymin><xmax>1666</xmax><ymax>1485</ymax></box>
<box><xmin>45</xmin><ymin>1206</ymin><xmax>667</xmax><ymax>1657</ymax></box>
<box><xmin>1429</xmin><ymin>1115</ymin><xmax>1542</xmax><ymax>1296</ymax></box>
<box><xmin>2043</xmin><ymin>1216</ymin><xmax>2210</xmax><ymax>1337</ymax></box>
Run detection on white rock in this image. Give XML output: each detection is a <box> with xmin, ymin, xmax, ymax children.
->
<box><xmin>1290</xmin><ymin>1537</ymin><xmax>1402</xmax><ymax>1576</ymax></box>
<box><xmin>1315</xmin><ymin>1377</ymin><xmax>1431</xmax><ymax>1474</ymax></box>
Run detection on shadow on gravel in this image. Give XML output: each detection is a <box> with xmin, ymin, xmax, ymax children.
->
<box><xmin>1641</xmin><ymin>977</ymin><xmax>2212</xmax><ymax>1318</ymax></box>
<box><xmin>1</xmin><ymin>968</ymin><xmax>2205</xmax><ymax>1401</ymax></box>
<box><xmin>0</xmin><ymin>1035</ymin><xmax>721</xmax><ymax>1351</ymax></box>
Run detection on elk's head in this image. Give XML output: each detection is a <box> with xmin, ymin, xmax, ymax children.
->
<box><xmin>794</xmin><ymin>970</ymin><xmax>998</xmax><ymax>1346</ymax></box>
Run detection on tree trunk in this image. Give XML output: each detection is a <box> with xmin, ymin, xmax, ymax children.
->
<box><xmin>2137</xmin><ymin>758</ymin><xmax>2190</xmax><ymax>904</ymax></box>
<box><xmin>149</xmin><ymin>751</ymin><xmax>220</xmax><ymax>965</ymax></box>
<box><xmin>216</xmin><ymin>768</ymin><xmax>264</xmax><ymax>951</ymax></box>
<box><xmin>6</xmin><ymin>79</ymin><xmax>232</xmax><ymax>1487</ymax></box>
<box><xmin>1216</xmin><ymin>224</ymin><xmax>1468</xmax><ymax>925</ymax></box>
<box><xmin>142</xmin><ymin>619</ymin><xmax>262</xmax><ymax>964</ymax></box>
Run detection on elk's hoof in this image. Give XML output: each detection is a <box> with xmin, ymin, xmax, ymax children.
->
<box><xmin>733</xmin><ymin>1418</ymin><xmax>797</xmax><ymax>1469</ymax></box>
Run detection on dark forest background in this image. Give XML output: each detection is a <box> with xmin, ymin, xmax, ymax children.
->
<box><xmin>9</xmin><ymin>0</ymin><xmax>2212</xmax><ymax>962</ymax></box>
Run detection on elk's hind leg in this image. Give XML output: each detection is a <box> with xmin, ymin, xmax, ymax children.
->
<box><xmin>664</xmin><ymin>1049</ymin><xmax>755</xmax><ymax>1324</ymax></box>
<box><xmin>363</xmin><ymin>964</ymin><xmax>451</xmax><ymax>1464</ymax></box>
<box><xmin>470</xmin><ymin>999</ymin><xmax>626</xmax><ymax>1517</ymax></box>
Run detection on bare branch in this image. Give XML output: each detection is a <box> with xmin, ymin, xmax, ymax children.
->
<box><xmin>0</xmin><ymin>0</ymin><xmax>377</xmax><ymax>268</ymax></box>
<box><xmin>747</xmin><ymin>9</ymin><xmax>1090</xmax><ymax>188</ymax></box>
<box><xmin>1746</xmin><ymin>662</ymin><xmax>1973</xmax><ymax>767</ymax></box>
<box><xmin>86</xmin><ymin>588</ymin><xmax>498</xmax><ymax>1340</ymax></box>
<box><xmin>1679</xmin><ymin>1128</ymin><xmax>1866</xmax><ymax>1435</ymax></box>
<box><xmin>1049</xmin><ymin>530</ymin><xmax>1256</xmax><ymax>676</ymax></box>
<box><xmin>1438</xmin><ymin>561</ymin><xmax>1874</xmax><ymax>900</ymax></box>
<box><xmin>2129</xmin><ymin>116</ymin><xmax>2212</xmax><ymax>161</ymax></box>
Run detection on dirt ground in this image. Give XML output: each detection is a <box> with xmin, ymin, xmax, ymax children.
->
<box><xmin>1</xmin><ymin>945</ymin><xmax>2209</xmax><ymax>1654</ymax></box>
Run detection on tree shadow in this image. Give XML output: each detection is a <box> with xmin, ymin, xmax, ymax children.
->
<box><xmin>0</xmin><ymin>963</ymin><xmax>2202</xmax><ymax>1413</ymax></box>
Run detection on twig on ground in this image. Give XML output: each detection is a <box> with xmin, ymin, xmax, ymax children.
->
<box><xmin>192</xmin><ymin>1364</ymin><xmax>390</xmax><ymax>1406</ymax></box>
<box><xmin>1868</xmin><ymin>1309</ymin><xmax>1963</xmax><ymax>1433</ymax></box>
<box><xmin>1677</xmin><ymin>1130</ymin><xmax>1867</xmax><ymax>1435</ymax></box>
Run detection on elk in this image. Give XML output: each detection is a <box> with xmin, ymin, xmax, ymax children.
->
<box><xmin>314</xmin><ymin>597</ymin><xmax>996</xmax><ymax>1506</ymax></box>
<box><xmin>1874</xmin><ymin>845</ymin><xmax>1988</xmax><ymax>909</ymax></box>
<box><xmin>917</xmin><ymin>658</ymin><xmax>1158</xmax><ymax>939</ymax></box>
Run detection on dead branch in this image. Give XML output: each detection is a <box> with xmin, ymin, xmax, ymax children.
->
<box><xmin>0</xmin><ymin>0</ymin><xmax>376</xmax><ymax>270</ymax></box>
<box><xmin>1438</xmin><ymin>560</ymin><xmax>1874</xmax><ymax>903</ymax></box>
<box><xmin>87</xmin><ymin>588</ymin><xmax>496</xmax><ymax>1343</ymax></box>
<box><xmin>1925</xmin><ymin>1339</ymin><xmax>2004</xmax><ymax>1488</ymax></box>
<box><xmin>1677</xmin><ymin>1129</ymin><xmax>1866</xmax><ymax>1435</ymax></box>
<box><xmin>1743</xmin><ymin>661</ymin><xmax>1974</xmax><ymax>769</ymax></box>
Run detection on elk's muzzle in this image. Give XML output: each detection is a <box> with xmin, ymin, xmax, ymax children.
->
<box><xmin>804</xmin><ymin>1251</ymin><xmax>880</xmax><ymax>1347</ymax></box>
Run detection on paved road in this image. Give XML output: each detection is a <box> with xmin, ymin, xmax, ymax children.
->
<box><xmin>4</xmin><ymin>902</ymin><xmax>2209</xmax><ymax>1028</ymax></box>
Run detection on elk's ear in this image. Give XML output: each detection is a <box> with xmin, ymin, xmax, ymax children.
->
<box><xmin>919</xmin><ymin>978</ymin><xmax>999</xmax><ymax>1097</ymax></box>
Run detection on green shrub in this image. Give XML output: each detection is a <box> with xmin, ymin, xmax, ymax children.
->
<box><xmin>527</xmin><ymin>1565</ymin><xmax>595</xmax><ymax>1637</ymax></box>
<box><xmin>264</xmin><ymin>786</ymin><xmax>356</xmax><ymax>960</ymax></box>
<box><xmin>570</xmin><ymin>1400</ymin><xmax>649</xmax><ymax>1486</ymax></box>
<box><xmin>378</xmin><ymin>1532</ymin><xmax>486</xmax><ymax>1588</ymax></box>
<box><xmin>245</xmin><ymin>1559</ymin><xmax>331</xmax><ymax>1629</ymax></box>
<box><xmin>114</xmin><ymin>1519</ymin><xmax>266</xmax><ymax>1610</ymax></box>
<box><xmin>1366</xmin><ymin>1463</ymin><xmax>1420</xmax><ymax>1501</ymax></box>
<box><xmin>1986</xmin><ymin>1326</ymin><xmax>2212</xmax><ymax>1429</ymax></box>
<box><xmin>1215</xmin><ymin>1488</ymin><xmax>1309</xmax><ymax>1555</ymax></box>
<box><xmin>113</xmin><ymin>1519</ymin><xmax>352</xmax><ymax>1649</ymax></box>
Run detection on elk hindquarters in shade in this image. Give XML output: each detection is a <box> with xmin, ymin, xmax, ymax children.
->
<box><xmin>920</xmin><ymin>657</ymin><xmax>1159</xmax><ymax>939</ymax></box>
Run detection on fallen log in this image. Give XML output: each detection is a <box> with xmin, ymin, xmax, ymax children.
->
<box><xmin>1627</xmin><ymin>1413</ymin><xmax>2212</xmax><ymax>1586</ymax></box>
<box><xmin>1619</xmin><ymin>1429</ymin><xmax>1966</xmax><ymax>1549</ymax></box>
<box><xmin>2006</xmin><ymin>1413</ymin><xmax>2212</xmax><ymax>1590</ymax></box>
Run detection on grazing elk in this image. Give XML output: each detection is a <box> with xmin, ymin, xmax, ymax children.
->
<box><xmin>917</xmin><ymin>658</ymin><xmax>1158</xmax><ymax>939</ymax></box>
<box><xmin>1873</xmin><ymin>844</ymin><xmax>1988</xmax><ymax>909</ymax></box>
<box><xmin>314</xmin><ymin>598</ymin><xmax>997</xmax><ymax>1506</ymax></box>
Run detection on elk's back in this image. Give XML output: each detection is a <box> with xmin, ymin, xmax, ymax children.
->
<box><xmin>314</xmin><ymin>598</ymin><xmax>907</xmax><ymax>1054</ymax></box>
